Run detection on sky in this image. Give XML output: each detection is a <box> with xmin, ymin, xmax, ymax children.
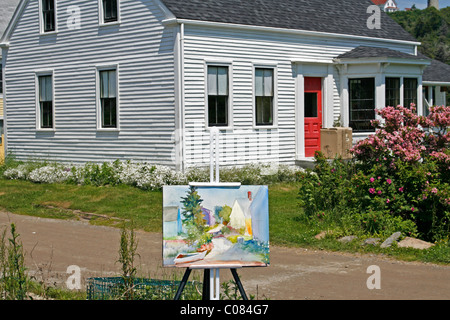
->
<box><xmin>396</xmin><ymin>0</ymin><xmax>450</xmax><ymax>9</ymax></box>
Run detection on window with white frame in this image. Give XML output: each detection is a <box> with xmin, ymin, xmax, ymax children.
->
<box><xmin>37</xmin><ymin>74</ymin><xmax>54</xmax><ymax>129</ymax></box>
<box><xmin>99</xmin><ymin>69</ymin><xmax>117</xmax><ymax>128</ymax></box>
<box><xmin>100</xmin><ymin>0</ymin><xmax>119</xmax><ymax>24</ymax></box>
<box><xmin>255</xmin><ymin>68</ymin><xmax>274</xmax><ymax>126</ymax></box>
<box><xmin>349</xmin><ymin>78</ymin><xmax>375</xmax><ymax>133</ymax></box>
<box><xmin>207</xmin><ymin>66</ymin><xmax>229</xmax><ymax>127</ymax></box>
<box><xmin>41</xmin><ymin>0</ymin><xmax>56</xmax><ymax>32</ymax></box>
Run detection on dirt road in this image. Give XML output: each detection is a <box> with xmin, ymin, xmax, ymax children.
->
<box><xmin>1</xmin><ymin>210</ymin><xmax>449</xmax><ymax>300</ymax></box>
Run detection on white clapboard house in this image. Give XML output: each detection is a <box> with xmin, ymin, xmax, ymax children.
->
<box><xmin>1</xmin><ymin>0</ymin><xmax>449</xmax><ymax>170</ymax></box>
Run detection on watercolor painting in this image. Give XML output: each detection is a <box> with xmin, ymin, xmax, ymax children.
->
<box><xmin>163</xmin><ymin>185</ymin><xmax>269</xmax><ymax>268</ymax></box>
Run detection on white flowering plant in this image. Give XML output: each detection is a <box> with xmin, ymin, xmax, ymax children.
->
<box><xmin>2</xmin><ymin>159</ymin><xmax>304</xmax><ymax>190</ymax></box>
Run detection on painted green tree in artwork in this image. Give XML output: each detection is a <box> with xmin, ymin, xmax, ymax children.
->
<box><xmin>181</xmin><ymin>186</ymin><xmax>206</xmax><ymax>244</ymax></box>
<box><xmin>181</xmin><ymin>186</ymin><xmax>203</xmax><ymax>224</ymax></box>
<box><xmin>218</xmin><ymin>205</ymin><xmax>232</xmax><ymax>225</ymax></box>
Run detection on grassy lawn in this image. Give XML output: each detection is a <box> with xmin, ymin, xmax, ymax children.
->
<box><xmin>0</xmin><ymin>179</ymin><xmax>162</xmax><ymax>232</ymax></box>
<box><xmin>0</xmin><ymin>179</ymin><xmax>448</xmax><ymax>264</ymax></box>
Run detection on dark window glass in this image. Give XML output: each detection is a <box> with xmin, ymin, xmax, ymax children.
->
<box><xmin>349</xmin><ymin>78</ymin><xmax>375</xmax><ymax>132</ymax></box>
<box><xmin>385</xmin><ymin>77</ymin><xmax>400</xmax><ymax>107</ymax></box>
<box><xmin>103</xmin><ymin>0</ymin><xmax>118</xmax><ymax>23</ymax></box>
<box><xmin>255</xmin><ymin>68</ymin><xmax>273</xmax><ymax>126</ymax></box>
<box><xmin>42</xmin><ymin>0</ymin><xmax>55</xmax><ymax>32</ymax></box>
<box><xmin>207</xmin><ymin>66</ymin><xmax>228</xmax><ymax>127</ymax></box>
<box><xmin>404</xmin><ymin>78</ymin><xmax>418</xmax><ymax>109</ymax></box>
<box><xmin>305</xmin><ymin>92</ymin><xmax>318</xmax><ymax>118</ymax></box>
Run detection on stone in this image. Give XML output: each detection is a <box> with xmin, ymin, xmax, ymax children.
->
<box><xmin>314</xmin><ymin>230</ymin><xmax>333</xmax><ymax>240</ymax></box>
<box><xmin>315</xmin><ymin>231</ymin><xmax>327</xmax><ymax>240</ymax></box>
<box><xmin>338</xmin><ymin>235</ymin><xmax>357</xmax><ymax>243</ymax></box>
<box><xmin>380</xmin><ymin>231</ymin><xmax>402</xmax><ymax>248</ymax></box>
<box><xmin>397</xmin><ymin>237</ymin><xmax>435</xmax><ymax>250</ymax></box>
<box><xmin>363</xmin><ymin>238</ymin><xmax>380</xmax><ymax>246</ymax></box>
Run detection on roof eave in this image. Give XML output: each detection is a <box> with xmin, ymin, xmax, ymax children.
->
<box><xmin>333</xmin><ymin>56</ymin><xmax>431</xmax><ymax>66</ymax></box>
<box><xmin>422</xmin><ymin>81</ymin><xmax>450</xmax><ymax>86</ymax></box>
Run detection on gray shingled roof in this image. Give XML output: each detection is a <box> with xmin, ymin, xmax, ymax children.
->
<box><xmin>423</xmin><ymin>59</ymin><xmax>450</xmax><ymax>83</ymax></box>
<box><xmin>160</xmin><ymin>0</ymin><xmax>417</xmax><ymax>42</ymax></box>
<box><xmin>0</xmin><ymin>0</ymin><xmax>20</xmax><ymax>39</ymax></box>
<box><xmin>336</xmin><ymin>46</ymin><xmax>427</xmax><ymax>60</ymax></box>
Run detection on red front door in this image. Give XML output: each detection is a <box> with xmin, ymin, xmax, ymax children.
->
<box><xmin>304</xmin><ymin>77</ymin><xmax>322</xmax><ymax>157</ymax></box>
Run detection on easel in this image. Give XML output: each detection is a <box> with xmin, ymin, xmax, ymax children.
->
<box><xmin>173</xmin><ymin>128</ymin><xmax>248</xmax><ymax>300</ymax></box>
<box><xmin>174</xmin><ymin>266</ymin><xmax>248</xmax><ymax>300</ymax></box>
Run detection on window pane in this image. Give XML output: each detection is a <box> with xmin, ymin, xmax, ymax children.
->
<box><xmin>42</xmin><ymin>0</ymin><xmax>55</xmax><ymax>32</ymax></box>
<box><xmin>40</xmin><ymin>101</ymin><xmax>53</xmax><ymax>128</ymax></box>
<box><xmin>208</xmin><ymin>96</ymin><xmax>228</xmax><ymax>127</ymax></box>
<box><xmin>42</xmin><ymin>0</ymin><xmax>54</xmax><ymax>11</ymax></box>
<box><xmin>305</xmin><ymin>92</ymin><xmax>318</xmax><ymax>118</ymax></box>
<box><xmin>404</xmin><ymin>78</ymin><xmax>417</xmax><ymax>109</ymax></box>
<box><xmin>102</xmin><ymin>98</ymin><xmax>117</xmax><ymax>128</ymax></box>
<box><xmin>109</xmin><ymin>70</ymin><xmax>116</xmax><ymax>98</ymax></box>
<box><xmin>255</xmin><ymin>69</ymin><xmax>263</xmax><ymax>96</ymax></box>
<box><xmin>264</xmin><ymin>69</ymin><xmax>273</xmax><ymax>96</ymax></box>
<box><xmin>100</xmin><ymin>70</ymin><xmax>116</xmax><ymax>98</ymax></box>
<box><xmin>103</xmin><ymin>0</ymin><xmax>118</xmax><ymax>22</ymax></box>
<box><xmin>217</xmin><ymin>67</ymin><xmax>228</xmax><ymax>96</ymax></box>
<box><xmin>255</xmin><ymin>68</ymin><xmax>273</xmax><ymax>97</ymax></box>
<box><xmin>100</xmin><ymin>71</ymin><xmax>108</xmax><ymax>98</ymax></box>
<box><xmin>39</xmin><ymin>75</ymin><xmax>52</xmax><ymax>102</ymax></box>
<box><xmin>256</xmin><ymin>96</ymin><xmax>273</xmax><ymax>126</ymax></box>
<box><xmin>208</xmin><ymin>67</ymin><xmax>218</xmax><ymax>96</ymax></box>
<box><xmin>386</xmin><ymin>77</ymin><xmax>400</xmax><ymax>107</ymax></box>
<box><xmin>349</xmin><ymin>78</ymin><xmax>375</xmax><ymax>132</ymax></box>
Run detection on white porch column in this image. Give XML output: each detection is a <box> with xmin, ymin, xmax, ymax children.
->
<box><xmin>295</xmin><ymin>64</ymin><xmax>305</xmax><ymax>159</ymax></box>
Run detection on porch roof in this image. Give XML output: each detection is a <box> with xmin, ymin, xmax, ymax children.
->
<box><xmin>336</xmin><ymin>46</ymin><xmax>426</xmax><ymax>60</ymax></box>
<box><xmin>422</xmin><ymin>59</ymin><xmax>450</xmax><ymax>85</ymax></box>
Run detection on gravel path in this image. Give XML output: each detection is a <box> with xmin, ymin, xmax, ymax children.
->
<box><xmin>1</xmin><ymin>210</ymin><xmax>449</xmax><ymax>300</ymax></box>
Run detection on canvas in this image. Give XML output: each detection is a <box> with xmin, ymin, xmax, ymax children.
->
<box><xmin>163</xmin><ymin>185</ymin><xmax>269</xmax><ymax>268</ymax></box>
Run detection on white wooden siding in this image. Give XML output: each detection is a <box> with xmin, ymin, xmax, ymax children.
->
<box><xmin>181</xmin><ymin>24</ymin><xmax>415</xmax><ymax>167</ymax></box>
<box><xmin>5</xmin><ymin>0</ymin><xmax>177</xmax><ymax>164</ymax></box>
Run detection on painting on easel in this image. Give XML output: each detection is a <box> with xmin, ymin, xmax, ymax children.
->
<box><xmin>163</xmin><ymin>185</ymin><xmax>269</xmax><ymax>268</ymax></box>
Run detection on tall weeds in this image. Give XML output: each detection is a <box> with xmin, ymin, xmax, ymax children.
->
<box><xmin>0</xmin><ymin>223</ymin><xmax>29</xmax><ymax>300</ymax></box>
<box><xmin>117</xmin><ymin>223</ymin><xmax>139</xmax><ymax>300</ymax></box>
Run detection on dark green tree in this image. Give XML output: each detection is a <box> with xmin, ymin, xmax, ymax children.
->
<box><xmin>181</xmin><ymin>185</ymin><xmax>206</xmax><ymax>234</ymax></box>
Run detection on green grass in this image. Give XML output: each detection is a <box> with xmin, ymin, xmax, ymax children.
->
<box><xmin>0</xmin><ymin>179</ymin><xmax>448</xmax><ymax>264</ymax></box>
<box><xmin>0</xmin><ymin>179</ymin><xmax>162</xmax><ymax>232</ymax></box>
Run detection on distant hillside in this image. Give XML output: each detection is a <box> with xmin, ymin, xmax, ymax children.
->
<box><xmin>388</xmin><ymin>6</ymin><xmax>450</xmax><ymax>64</ymax></box>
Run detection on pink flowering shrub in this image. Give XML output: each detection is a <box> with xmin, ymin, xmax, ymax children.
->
<box><xmin>351</xmin><ymin>105</ymin><xmax>450</xmax><ymax>166</ymax></box>
<box><xmin>299</xmin><ymin>105</ymin><xmax>449</xmax><ymax>242</ymax></box>
<box><xmin>349</xmin><ymin>105</ymin><xmax>449</xmax><ymax>241</ymax></box>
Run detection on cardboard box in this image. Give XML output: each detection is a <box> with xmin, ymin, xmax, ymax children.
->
<box><xmin>320</xmin><ymin>127</ymin><xmax>352</xmax><ymax>159</ymax></box>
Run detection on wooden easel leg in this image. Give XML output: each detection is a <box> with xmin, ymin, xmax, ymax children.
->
<box><xmin>174</xmin><ymin>268</ymin><xmax>192</xmax><ymax>300</ymax></box>
<box><xmin>231</xmin><ymin>268</ymin><xmax>248</xmax><ymax>300</ymax></box>
<box><xmin>202</xmin><ymin>269</ymin><xmax>210</xmax><ymax>300</ymax></box>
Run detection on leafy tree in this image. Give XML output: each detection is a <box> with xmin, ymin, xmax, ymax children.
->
<box><xmin>218</xmin><ymin>205</ymin><xmax>232</xmax><ymax>224</ymax></box>
<box><xmin>389</xmin><ymin>7</ymin><xmax>450</xmax><ymax>64</ymax></box>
